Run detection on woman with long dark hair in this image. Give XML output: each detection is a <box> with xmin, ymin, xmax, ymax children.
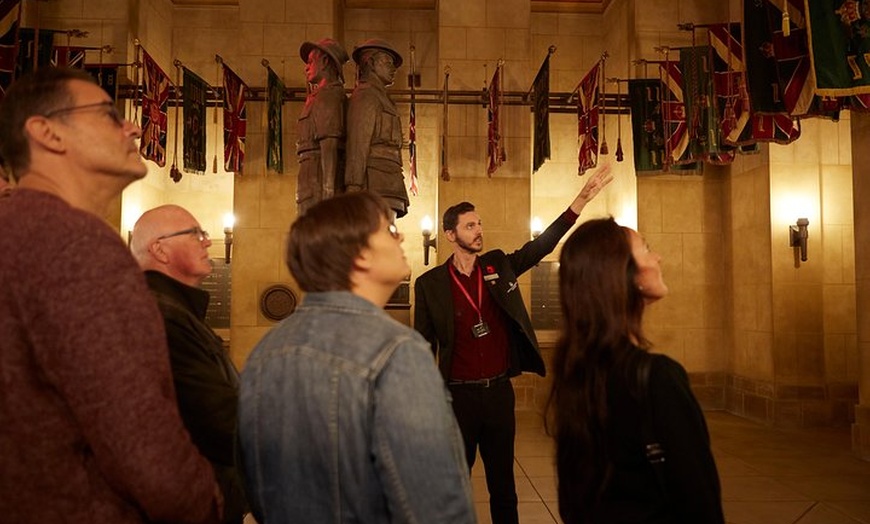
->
<box><xmin>546</xmin><ymin>218</ymin><xmax>724</xmax><ymax>524</ymax></box>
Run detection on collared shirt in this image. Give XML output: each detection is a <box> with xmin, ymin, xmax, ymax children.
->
<box><xmin>448</xmin><ymin>259</ymin><xmax>511</xmax><ymax>380</ymax></box>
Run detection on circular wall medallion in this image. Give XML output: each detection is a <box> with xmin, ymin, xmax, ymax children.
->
<box><xmin>260</xmin><ymin>284</ymin><xmax>298</xmax><ymax>322</ymax></box>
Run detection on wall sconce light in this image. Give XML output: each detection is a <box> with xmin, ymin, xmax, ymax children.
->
<box><xmin>531</xmin><ymin>216</ymin><xmax>543</xmax><ymax>239</ymax></box>
<box><xmin>789</xmin><ymin>217</ymin><xmax>809</xmax><ymax>262</ymax></box>
<box><xmin>223</xmin><ymin>213</ymin><xmax>235</xmax><ymax>264</ymax></box>
<box><xmin>421</xmin><ymin>215</ymin><xmax>437</xmax><ymax>266</ymax></box>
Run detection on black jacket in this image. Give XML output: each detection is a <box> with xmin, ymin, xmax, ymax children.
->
<box><xmin>413</xmin><ymin>212</ymin><xmax>574</xmax><ymax>380</ymax></box>
<box><xmin>144</xmin><ymin>271</ymin><xmax>248</xmax><ymax>523</ymax></box>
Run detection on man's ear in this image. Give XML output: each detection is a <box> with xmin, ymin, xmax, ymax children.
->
<box><xmin>445</xmin><ymin>229</ymin><xmax>456</xmax><ymax>243</ymax></box>
<box><xmin>23</xmin><ymin>116</ymin><xmax>64</xmax><ymax>154</ymax></box>
<box><xmin>148</xmin><ymin>240</ymin><xmax>171</xmax><ymax>265</ymax></box>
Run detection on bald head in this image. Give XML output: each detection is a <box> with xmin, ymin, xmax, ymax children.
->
<box><xmin>131</xmin><ymin>205</ymin><xmax>213</xmax><ymax>287</ymax></box>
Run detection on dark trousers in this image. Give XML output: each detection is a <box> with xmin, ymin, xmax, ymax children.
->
<box><xmin>448</xmin><ymin>380</ymin><xmax>518</xmax><ymax>524</ymax></box>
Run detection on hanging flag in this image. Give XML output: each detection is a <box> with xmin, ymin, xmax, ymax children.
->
<box><xmin>628</xmin><ymin>79</ymin><xmax>665</xmax><ymax>172</ymax></box>
<box><xmin>85</xmin><ymin>64</ymin><xmax>119</xmax><ymax>101</ymax></box>
<box><xmin>182</xmin><ymin>67</ymin><xmax>207</xmax><ymax>174</ymax></box>
<box><xmin>0</xmin><ymin>0</ymin><xmax>21</xmax><ymax>101</ymax></box>
<box><xmin>52</xmin><ymin>46</ymin><xmax>85</xmax><ymax>68</ymax></box>
<box><xmin>659</xmin><ymin>59</ymin><xmax>698</xmax><ymax>167</ymax></box>
<box><xmin>707</xmin><ymin>23</ymin><xmax>753</xmax><ymax>147</ymax></box>
<box><xmin>140</xmin><ymin>51</ymin><xmax>171</xmax><ymax>167</ymax></box>
<box><xmin>743</xmin><ymin>0</ymin><xmax>802</xmax><ymax>143</ymax></box>
<box><xmin>805</xmin><ymin>0</ymin><xmax>870</xmax><ymax>97</ymax></box>
<box><xmin>16</xmin><ymin>27</ymin><xmax>54</xmax><ymax>78</ymax></box>
<box><xmin>532</xmin><ymin>53</ymin><xmax>551</xmax><ymax>173</ymax></box>
<box><xmin>266</xmin><ymin>66</ymin><xmax>283</xmax><ymax>174</ymax></box>
<box><xmin>440</xmin><ymin>68</ymin><xmax>450</xmax><ymax>181</ymax></box>
<box><xmin>576</xmin><ymin>60</ymin><xmax>600</xmax><ymax>175</ymax></box>
<box><xmin>222</xmin><ymin>63</ymin><xmax>247</xmax><ymax>173</ymax></box>
<box><xmin>487</xmin><ymin>63</ymin><xmax>506</xmax><ymax>176</ymax></box>
<box><xmin>408</xmin><ymin>88</ymin><xmax>418</xmax><ymax>194</ymax></box>
<box><xmin>681</xmin><ymin>45</ymin><xmax>735</xmax><ymax>165</ymax></box>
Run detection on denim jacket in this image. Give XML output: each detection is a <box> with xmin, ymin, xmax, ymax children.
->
<box><xmin>239</xmin><ymin>291</ymin><xmax>476</xmax><ymax>523</ymax></box>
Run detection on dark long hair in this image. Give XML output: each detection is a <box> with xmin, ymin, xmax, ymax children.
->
<box><xmin>545</xmin><ymin>217</ymin><xmax>649</xmax><ymax>524</ymax></box>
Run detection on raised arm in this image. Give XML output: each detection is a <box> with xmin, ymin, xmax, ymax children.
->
<box><xmin>569</xmin><ymin>162</ymin><xmax>613</xmax><ymax>215</ymax></box>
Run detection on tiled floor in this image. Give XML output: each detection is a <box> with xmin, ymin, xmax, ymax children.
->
<box><xmin>471</xmin><ymin>410</ymin><xmax>870</xmax><ymax>524</ymax></box>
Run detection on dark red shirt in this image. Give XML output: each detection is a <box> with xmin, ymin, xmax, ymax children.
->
<box><xmin>448</xmin><ymin>260</ymin><xmax>511</xmax><ymax>380</ymax></box>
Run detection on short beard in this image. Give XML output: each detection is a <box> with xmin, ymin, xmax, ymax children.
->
<box><xmin>456</xmin><ymin>235</ymin><xmax>483</xmax><ymax>254</ymax></box>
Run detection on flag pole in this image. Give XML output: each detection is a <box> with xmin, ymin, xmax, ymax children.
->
<box><xmin>440</xmin><ymin>65</ymin><xmax>450</xmax><ymax>182</ymax></box>
<box><xmin>598</xmin><ymin>52</ymin><xmax>609</xmax><ymax>155</ymax></box>
<box><xmin>408</xmin><ymin>44</ymin><xmax>419</xmax><ymax>195</ymax></box>
<box><xmin>170</xmin><ymin>59</ymin><xmax>182</xmax><ymax>182</ymax></box>
<box><xmin>213</xmin><ymin>54</ymin><xmax>223</xmax><ymax>173</ymax></box>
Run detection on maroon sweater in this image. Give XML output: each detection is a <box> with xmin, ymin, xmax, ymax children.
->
<box><xmin>0</xmin><ymin>189</ymin><xmax>220</xmax><ymax>523</ymax></box>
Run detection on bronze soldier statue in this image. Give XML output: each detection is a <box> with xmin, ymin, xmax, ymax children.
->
<box><xmin>346</xmin><ymin>39</ymin><xmax>409</xmax><ymax>219</ymax></box>
<box><xmin>296</xmin><ymin>38</ymin><xmax>349</xmax><ymax>215</ymax></box>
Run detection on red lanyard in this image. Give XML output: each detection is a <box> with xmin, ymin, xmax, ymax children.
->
<box><xmin>449</xmin><ymin>263</ymin><xmax>483</xmax><ymax>322</ymax></box>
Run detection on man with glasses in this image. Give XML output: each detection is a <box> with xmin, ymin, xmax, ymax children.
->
<box><xmin>132</xmin><ymin>205</ymin><xmax>247</xmax><ymax>524</ymax></box>
<box><xmin>239</xmin><ymin>191</ymin><xmax>475</xmax><ymax>523</ymax></box>
<box><xmin>0</xmin><ymin>67</ymin><xmax>222</xmax><ymax>522</ymax></box>
<box><xmin>345</xmin><ymin>39</ymin><xmax>409</xmax><ymax>219</ymax></box>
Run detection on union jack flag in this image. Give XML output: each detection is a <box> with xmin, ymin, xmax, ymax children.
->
<box><xmin>707</xmin><ymin>23</ymin><xmax>753</xmax><ymax>146</ymax></box>
<box><xmin>139</xmin><ymin>51</ymin><xmax>170</xmax><ymax>167</ymax></box>
<box><xmin>576</xmin><ymin>60</ymin><xmax>600</xmax><ymax>175</ymax></box>
<box><xmin>222</xmin><ymin>63</ymin><xmax>246</xmax><ymax>173</ymax></box>
<box><xmin>659</xmin><ymin>60</ymin><xmax>695</xmax><ymax>167</ymax></box>
<box><xmin>52</xmin><ymin>46</ymin><xmax>86</xmax><ymax>68</ymax></box>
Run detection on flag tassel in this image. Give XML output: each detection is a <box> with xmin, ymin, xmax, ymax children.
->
<box><xmin>782</xmin><ymin>0</ymin><xmax>791</xmax><ymax>37</ymax></box>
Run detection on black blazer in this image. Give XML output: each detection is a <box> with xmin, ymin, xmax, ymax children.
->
<box><xmin>413</xmin><ymin>213</ymin><xmax>574</xmax><ymax>381</ymax></box>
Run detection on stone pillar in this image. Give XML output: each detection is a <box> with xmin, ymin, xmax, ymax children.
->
<box><xmin>852</xmin><ymin>111</ymin><xmax>870</xmax><ymax>459</ymax></box>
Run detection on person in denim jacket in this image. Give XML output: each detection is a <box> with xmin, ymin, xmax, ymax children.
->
<box><xmin>239</xmin><ymin>191</ymin><xmax>476</xmax><ymax>523</ymax></box>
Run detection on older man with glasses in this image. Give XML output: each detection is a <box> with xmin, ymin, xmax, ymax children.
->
<box><xmin>0</xmin><ymin>68</ymin><xmax>223</xmax><ymax>522</ymax></box>
<box><xmin>131</xmin><ymin>205</ymin><xmax>248</xmax><ymax>524</ymax></box>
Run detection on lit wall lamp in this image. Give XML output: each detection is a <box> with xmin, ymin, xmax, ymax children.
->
<box><xmin>530</xmin><ymin>216</ymin><xmax>544</xmax><ymax>239</ymax></box>
<box><xmin>789</xmin><ymin>217</ymin><xmax>809</xmax><ymax>262</ymax></box>
<box><xmin>223</xmin><ymin>213</ymin><xmax>235</xmax><ymax>264</ymax></box>
<box><xmin>421</xmin><ymin>215</ymin><xmax>437</xmax><ymax>266</ymax></box>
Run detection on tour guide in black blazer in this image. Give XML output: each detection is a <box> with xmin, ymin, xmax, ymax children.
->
<box><xmin>413</xmin><ymin>166</ymin><xmax>612</xmax><ymax>524</ymax></box>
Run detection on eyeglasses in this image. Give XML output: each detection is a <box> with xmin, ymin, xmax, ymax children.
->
<box><xmin>157</xmin><ymin>226</ymin><xmax>210</xmax><ymax>242</ymax></box>
<box><xmin>43</xmin><ymin>101</ymin><xmax>124</xmax><ymax>127</ymax></box>
<box><xmin>388</xmin><ymin>223</ymin><xmax>400</xmax><ymax>239</ymax></box>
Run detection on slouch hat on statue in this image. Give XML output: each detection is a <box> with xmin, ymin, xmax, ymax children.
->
<box><xmin>352</xmin><ymin>39</ymin><xmax>403</xmax><ymax>68</ymax></box>
<box><xmin>299</xmin><ymin>38</ymin><xmax>350</xmax><ymax>68</ymax></box>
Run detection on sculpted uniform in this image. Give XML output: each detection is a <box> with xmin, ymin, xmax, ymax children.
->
<box><xmin>346</xmin><ymin>81</ymin><xmax>408</xmax><ymax>217</ymax></box>
<box><xmin>346</xmin><ymin>39</ymin><xmax>409</xmax><ymax>218</ymax></box>
<box><xmin>296</xmin><ymin>81</ymin><xmax>346</xmax><ymax>214</ymax></box>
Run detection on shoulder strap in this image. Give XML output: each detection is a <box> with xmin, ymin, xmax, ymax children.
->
<box><xmin>637</xmin><ymin>353</ymin><xmax>669</xmax><ymax>500</ymax></box>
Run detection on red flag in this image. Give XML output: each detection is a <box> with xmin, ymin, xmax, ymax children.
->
<box><xmin>52</xmin><ymin>46</ymin><xmax>85</xmax><ymax>68</ymax></box>
<box><xmin>139</xmin><ymin>51</ymin><xmax>170</xmax><ymax>167</ymax></box>
<box><xmin>222</xmin><ymin>63</ymin><xmax>247</xmax><ymax>173</ymax></box>
<box><xmin>487</xmin><ymin>63</ymin><xmax>506</xmax><ymax>176</ymax></box>
<box><xmin>408</xmin><ymin>87</ymin><xmax>418</xmax><ymax>195</ymax></box>
<box><xmin>576</xmin><ymin>61</ymin><xmax>600</xmax><ymax>175</ymax></box>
